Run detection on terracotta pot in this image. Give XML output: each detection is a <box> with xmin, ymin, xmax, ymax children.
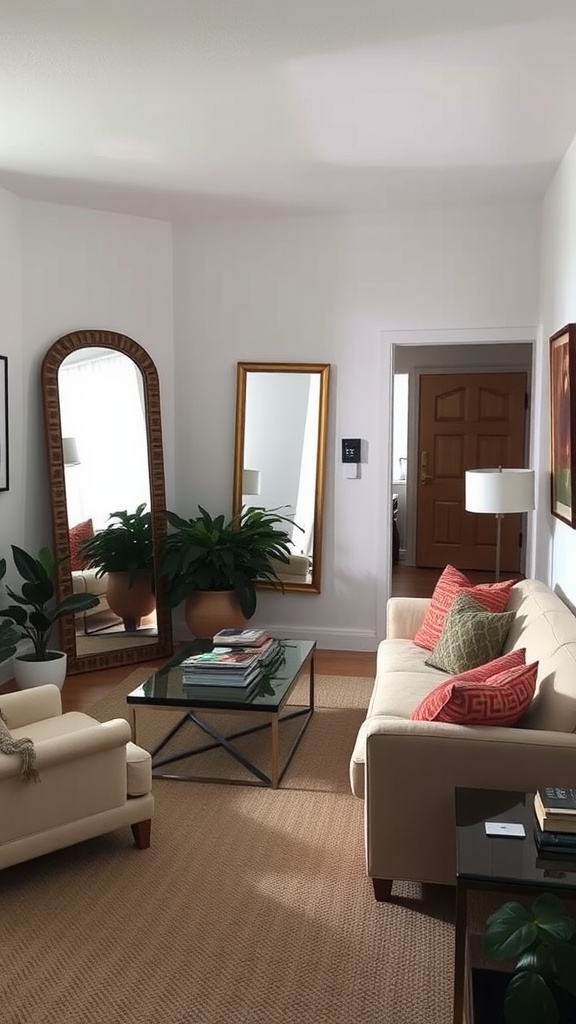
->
<box><xmin>106</xmin><ymin>570</ymin><xmax>155</xmax><ymax>631</ymax></box>
<box><xmin>14</xmin><ymin>651</ymin><xmax>67</xmax><ymax>690</ymax></box>
<box><xmin>184</xmin><ymin>591</ymin><xmax>247</xmax><ymax>639</ymax></box>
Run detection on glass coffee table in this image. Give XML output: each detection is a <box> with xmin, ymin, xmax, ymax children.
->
<box><xmin>127</xmin><ymin>639</ymin><xmax>315</xmax><ymax>788</ymax></box>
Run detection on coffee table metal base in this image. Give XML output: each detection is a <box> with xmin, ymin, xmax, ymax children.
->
<box><xmin>144</xmin><ymin>702</ymin><xmax>312</xmax><ymax>788</ymax></box>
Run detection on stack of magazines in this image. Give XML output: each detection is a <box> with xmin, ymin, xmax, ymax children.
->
<box><xmin>534</xmin><ymin>786</ymin><xmax>576</xmax><ymax>856</ymax></box>
<box><xmin>180</xmin><ymin>633</ymin><xmax>283</xmax><ymax>699</ymax></box>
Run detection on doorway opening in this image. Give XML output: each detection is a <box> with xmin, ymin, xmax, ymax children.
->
<box><xmin>391</xmin><ymin>340</ymin><xmax>534</xmax><ymax>578</ymax></box>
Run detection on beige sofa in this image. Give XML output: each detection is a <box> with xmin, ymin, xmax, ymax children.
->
<box><xmin>349</xmin><ymin>579</ymin><xmax>576</xmax><ymax>899</ymax></box>
<box><xmin>0</xmin><ymin>684</ymin><xmax>153</xmax><ymax>869</ymax></box>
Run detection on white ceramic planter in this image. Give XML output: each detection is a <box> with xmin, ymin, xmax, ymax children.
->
<box><xmin>14</xmin><ymin>651</ymin><xmax>68</xmax><ymax>690</ymax></box>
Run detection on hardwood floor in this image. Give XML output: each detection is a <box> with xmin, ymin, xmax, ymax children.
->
<box><xmin>1</xmin><ymin>565</ymin><xmax>524</xmax><ymax>713</ymax></box>
<box><xmin>1</xmin><ymin>648</ymin><xmax>377</xmax><ymax>714</ymax></box>
<box><xmin>391</xmin><ymin>563</ymin><xmax>524</xmax><ymax>598</ymax></box>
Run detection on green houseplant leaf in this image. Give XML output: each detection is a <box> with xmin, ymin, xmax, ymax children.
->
<box><xmin>484</xmin><ymin>894</ymin><xmax>576</xmax><ymax>1024</ymax></box>
<box><xmin>78</xmin><ymin>503</ymin><xmax>154</xmax><ymax>587</ymax></box>
<box><xmin>0</xmin><ymin>544</ymin><xmax>100</xmax><ymax>661</ymax></box>
<box><xmin>162</xmin><ymin>504</ymin><xmax>299</xmax><ymax>620</ymax></box>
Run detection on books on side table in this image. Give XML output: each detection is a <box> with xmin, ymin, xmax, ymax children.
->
<box><xmin>533</xmin><ymin>787</ymin><xmax>576</xmax><ymax>856</ymax></box>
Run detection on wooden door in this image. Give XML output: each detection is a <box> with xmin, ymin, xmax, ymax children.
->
<box><xmin>415</xmin><ymin>372</ymin><xmax>528</xmax><ymax>571</ymax></box>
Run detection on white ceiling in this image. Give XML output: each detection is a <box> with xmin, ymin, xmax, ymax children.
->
<box><xmin>2</xmin><ymin>0</ymin><xmax>576</xmax><ymax>222</ymax></box>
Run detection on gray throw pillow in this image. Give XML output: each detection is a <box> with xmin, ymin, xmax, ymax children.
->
<box><xmin>425</xmin><ymin>591</ymin><xmax>516</xmax><ymax>675</ymax></box>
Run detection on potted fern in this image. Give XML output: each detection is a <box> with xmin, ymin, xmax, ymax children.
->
<box><xmin>78</xmin><ymin>503</ymin><xmax>155</xmax><ymax>630</ymax></box>
<box><xmin>161</xmin><ymin>505</ymin><xmax>295</xmax><ymax>637</ymax></box>
<box><xmin>0</xmin><ymin>545</ymin><xmax>99</xmax><ymax>688</ymax></box>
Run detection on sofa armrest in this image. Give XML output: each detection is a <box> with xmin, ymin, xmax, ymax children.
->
<box><xmin>0</xmin><ymin>718</ymin><xmax>131</xmax><ymax>780</ymax></box>
<box><xmin>364</xmin><ymin>717</ymin><xmax>576</xmax><ymax>886</ymax></box>
<box><xmin>386</xmin><ymin>597</ymin><xmax>430</xmax><ymax>639</ymax></box>
<box><xmin>0</xmin><ymin>684</ymin><xmax>63</xmax><ymax>729</ymax></box>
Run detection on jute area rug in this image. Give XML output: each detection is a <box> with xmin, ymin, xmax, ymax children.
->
<box><xmin>1</xmin><ymin>670</ymin><xmax>455</xmax><ymax>1024</ymax></box>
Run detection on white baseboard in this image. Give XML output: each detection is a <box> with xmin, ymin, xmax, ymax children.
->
<box><xmin>174</xmin><ymin>624</ymin><xmax>378</xmax><ymax>652</ymax></box>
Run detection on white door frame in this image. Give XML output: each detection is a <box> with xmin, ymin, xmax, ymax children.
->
<box><xmin>377</xmin><ymin>327</ymin><xmax>538</xmax><ymax>643</ymax></box>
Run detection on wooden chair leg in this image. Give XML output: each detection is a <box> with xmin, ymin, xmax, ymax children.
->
<box><xmin>131</xmin><ymin>819</ymin><xmax>151</xmax><ymax>849</ymax></box>
<box><xmin>372</xmin><ymin>878</ymin><xmax>393</xmax><ymax>902</ymax></box>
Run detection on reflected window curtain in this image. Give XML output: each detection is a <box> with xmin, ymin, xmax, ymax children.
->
<box><xmin>58</xmin><ymin>353</ymin><xmax>150</xmax><ymax>529</ymax></box>
<box><xmin>292</xmin><ymin>377</ymin><xmax>320</xmax><ymax>556</ymax></box>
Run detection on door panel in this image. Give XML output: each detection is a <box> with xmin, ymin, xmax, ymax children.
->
<box><xmin>416</xmin><ymin>372</ymin><xmax>527</xmax><ymax>571</ymax></box>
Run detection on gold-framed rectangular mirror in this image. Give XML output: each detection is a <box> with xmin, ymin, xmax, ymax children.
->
<box><xmin>232</xmin><ymin>362</ymin><xmax>330</xmax><ymax>594</ymax></box>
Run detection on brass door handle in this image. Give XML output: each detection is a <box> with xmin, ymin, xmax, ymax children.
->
<box><xmin>420</xmin><ymin>472</ymin><xmax>433</xmax><ymax>485</ymax></box>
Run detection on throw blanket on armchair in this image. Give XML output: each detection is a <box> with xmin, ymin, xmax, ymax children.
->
<box><xmin>0</xmin><ymin>708</ymin><xmax>39</xmax><ymax>782</ymax></box>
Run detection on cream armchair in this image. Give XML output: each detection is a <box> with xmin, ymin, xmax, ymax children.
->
<box><xmin>0</xmin><ymin>684</ymin><xmax>153</xmax><ymax>870</ymax></box>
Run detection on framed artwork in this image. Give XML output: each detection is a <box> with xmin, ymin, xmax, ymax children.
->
<box><xmin>0</xmin><ymin>356</ymin><xmax>7</xmax><ymax>492</ymax></box>
<box><xmin>550</xmin><ymin>324</ymin><xmax>576</xmax><ymax>526</ymax></box>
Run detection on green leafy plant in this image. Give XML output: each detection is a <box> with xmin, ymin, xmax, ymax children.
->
<box><xmin>484</xmin><ymin>893</ymin><xmax>576</xmax><ymax>1024</ymax></box>
<box><xmin>0</xmin><ymin>546</ymin><xmax>99</xmax><ymax>661</ymax></box>
<box><xmin>161</xmin><ymin>505</ymin><xmax>296</xmax><ymax>619</ymax></box>
<box><xmin>79</xmin><ymin>503</ymin><xmax>154</xmax><ymax>585</ymax></box>
<box><xmin>0</xmin><ymin>619</ymin><xmax>21</xmax><ymax>662</ymax></box>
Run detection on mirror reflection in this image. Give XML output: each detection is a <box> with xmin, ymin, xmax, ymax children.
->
<box><xmin>42</xmin><ymin>330</ymin><xmax>172</xmax><ymax>673</ymax></box>
<box><xmin>233</xmin><ymin>362</ymin><xmax>330</xmax><ymax>593</ymax></box>
<box><xmin>59</xmin><ymin>348</ymin><xmax>156</xmax><ymax>655</ymax></box>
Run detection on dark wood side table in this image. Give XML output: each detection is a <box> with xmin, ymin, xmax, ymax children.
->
<box><xmin>453</xmin><ymin>787</ymin><xmax>576</xmax><ymax>1024</ymax></box>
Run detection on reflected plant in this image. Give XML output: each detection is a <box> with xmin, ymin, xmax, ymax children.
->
<box><xmin>484</xmin><ymin>893</ymin><xmax>576</xmax><ymax>1024</ymax></box>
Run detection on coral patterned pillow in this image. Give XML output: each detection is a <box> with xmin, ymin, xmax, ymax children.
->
<box><xmin>69</xmin><ymin>518</ymin><xmax>94</xmax><ymax>571</ymax></box>
<box><xmin>413</xmin><ymin>564</ymin><xmax>516</xmax><ymax>650</ymax></box>
<box><xmin>411</xmin><ymin>658</ymin><xmax>538</xmax><ymax>726</ymax></box>
<box><xmin>411</xmin><ymin>649</ymin><xmax>526</xmax><ymax>721</ymax></box>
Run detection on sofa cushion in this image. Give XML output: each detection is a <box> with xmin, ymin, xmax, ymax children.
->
<box><xmin>69</xmin><ymin>518</ymin><xmax>94</xmax><ymax>571</ymax></box>
<box><xmin>425</xmin><ymin>592</ymin><xmax>516</xmax><ymax>674</ymax></box>
<box><xmin>371</xmin><ymin>639</ymin><xmax>452</xmax><ymax>717</ymax></box>
<box><xmin>413</xmin><ymin>564</ymin><xmax>515</xmax><ymax>650</ymax></box>
<box><xmin>411</xmin><ymin>648</ymin><xmax>526</xmax><ymax>721</ymax></box>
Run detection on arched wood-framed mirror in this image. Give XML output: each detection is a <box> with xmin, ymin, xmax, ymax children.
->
<box><xmin>41</xmin><ymin>329</ymin><xmax>173</xmax><ymax>673</ymax></box>
<box><xmin>233</xmin><ymin>362</ymin><xmax>330</xmax><ymax>594</ymax></box>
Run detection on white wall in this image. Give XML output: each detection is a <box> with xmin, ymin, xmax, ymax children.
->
<box><xmin>538</xmin><ymin>133</ymin><xmax>576</xmax><ymax>605</ymax></box>
<box><xmin>0</xmin><ymin>193</ymin><xmax>543</xmax><ymax>656</ymax></box>
<box><xmin>173</xmin><ymin>203</ymin><xmax>541</xmax><ymax>648</ymax></box>
<box><xmin>20</xmin><ymin>201</ymin><xmax>176</xmax><ymax>551</ymax></box>
<box><xmin>0</xmin><ymin>187</ymin><xmax>23</xmax><ymax>562</ymax></box>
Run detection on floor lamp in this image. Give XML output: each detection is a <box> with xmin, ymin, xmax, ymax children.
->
<box><xmin>464</xmin><ymin>467</ymin><xmax>535</xmax><ymax>581</ymax></box>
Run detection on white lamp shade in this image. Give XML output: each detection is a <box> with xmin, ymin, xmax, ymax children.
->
<box><xmin>242</xmin><ymin>468</ymin><xmax>261</xmax><ymax>496</ymax></box>
<box><xmin>62</xmin><ymin>436</ymin><xmax>81</xmax><ymax>467</ymax></box>
<box><xmin>465</xmin><ymin>468</ymin><xmax>535</xmax><ymax>514</ymax></box>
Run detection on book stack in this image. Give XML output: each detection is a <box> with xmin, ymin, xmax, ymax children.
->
<box><xmin>212</xmin><ymin>628</ymin><xmax>269</xmax><ymax>647</ymax></box>
<box><xmin>212</xmin><ymin>629</ymin><xmax>285</xmax><ymax>676</ymax></box>
<box><xmin>180</xmin><ymin>634</ymin><xmax>282</xmax><ymax>699</ymax></box>
<box><xmin>534</xmin><ymin>786</ymin><xmax>576</xmax><ymax>857</ymax></box>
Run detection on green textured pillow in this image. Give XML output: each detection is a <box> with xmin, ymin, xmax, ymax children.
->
<box><xmin>425</xmin><ymin>592</ymin><xmax>516</xmax><ymax>675</ymax></box>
